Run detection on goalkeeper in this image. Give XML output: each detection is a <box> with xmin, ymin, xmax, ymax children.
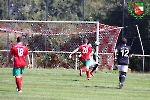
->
<box><xmin>88</xmin><ymin>44</ymin><xmax>99</xmax><ymax>77</ymax></box>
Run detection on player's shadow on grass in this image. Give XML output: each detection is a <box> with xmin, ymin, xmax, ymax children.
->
<box><xmin>72</xmin><ymin>79</ymin><xmax>80</xmax><ymax>81</ymax></box>
<box><xmin>71</xmin><ymin>80</ymin><xmax>119</xmax><ymax>89</ymax></box>
<box><xmin>0</xmin><ymin>89</ymin><xmax>11</xmax><ymax>92</ymax></box>
<box><xmin>84</xmin><ymin>85</ymin><xmax>118</xmax><ymax>89</ymax></box>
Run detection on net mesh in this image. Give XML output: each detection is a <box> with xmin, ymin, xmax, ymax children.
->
<box><xmin>98</xmin><ymin>24</ymin><xmax>121</xmax><ymax>70</ymax></box>
<box><xmin>0</xmin><ymin>20</ymin><xmax>121</xmax><ymax>70</ymax></box>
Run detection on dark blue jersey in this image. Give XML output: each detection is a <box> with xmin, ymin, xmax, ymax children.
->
<box><xmin>116</xmin><ymin>44</ymin><xmax>131</xmax><ymax>65</ymax></box>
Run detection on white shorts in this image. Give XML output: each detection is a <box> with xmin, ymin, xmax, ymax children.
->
<box><xmin>89</xmin><ymin>59</ymin><xmax>98</xmax><ymax>68</ymax></box>
<box><xmin>117</xmin><ymin>65</ymin><xmax>128</xmax><ymax>72</ymax></box>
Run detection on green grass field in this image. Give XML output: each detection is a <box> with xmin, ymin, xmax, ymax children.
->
<box><xmin>0</xmin><ymin>68</ymin><xmax>150</xmax><ymax>100</ymax></box>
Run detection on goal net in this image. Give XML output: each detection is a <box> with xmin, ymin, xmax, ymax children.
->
<box><xmin>0</xmin><ymin>20</ymin><xmax>122</xmax><ymax>70</ymax></box>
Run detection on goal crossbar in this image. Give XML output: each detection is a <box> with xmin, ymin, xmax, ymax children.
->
<box><xmin>0</xmin><ymin>20</ymin><xmax>99</xmax><ymax>24</ymax></box>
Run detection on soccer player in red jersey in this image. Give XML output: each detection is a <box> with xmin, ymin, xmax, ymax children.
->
<box><xmin>9</xmin><ymin>36</ymin><xmax>31</xmax><ymax>92</ymax></box>
<box><xmin>69</xmin><ymin>38</ymin><xmax>92</xmax><ymax>80</ymax></box>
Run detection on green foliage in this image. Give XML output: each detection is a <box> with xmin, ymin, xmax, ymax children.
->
<box><xmin>49</xmin><ymin>0</ymin><xmax>82</xmax><ymax>20</ymax></box>
<box><xmin>129</xmin><ymin>56</ymin><xmax>143</xmax><ymax>72</ymax></box>
<box><xmin>0</xmin><ymin>0</ymin><xmax>7</xmax><ymax>19</ymax></box>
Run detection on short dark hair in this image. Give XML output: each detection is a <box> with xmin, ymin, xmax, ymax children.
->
<box><xmin>83</xmin><ymin>38</ymin><xmax>88</xmax><ymax>44</ymax></box>
<box><xmin>122</xmin><ymin>38</ymin><xmax>127</xmax><ymax>44</ymax></box>
<box><xmin>17</xmin><ymin>37</ymin><xmax>22</xmax><ymax>43</ymax></box>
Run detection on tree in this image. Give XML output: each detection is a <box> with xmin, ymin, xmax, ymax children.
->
<box><xmin>0</xmin><ymin>0</ymin><xmax>7</xmax><ymax>19</ymax></box>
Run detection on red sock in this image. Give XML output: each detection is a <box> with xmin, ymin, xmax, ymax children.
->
<box><xmin>21</xmin><ymin>77</ymin><xmax>22</xmax><ymax>83</ymax></box>
<box><xmin>81</xmin><ymin>67</ymin><xmax>88</xmax><ymax>72</ymax></box>
<box><xmin>16</xmin><ymin>77</ymin><xmax>22</xmax><ymax>91</ymax></box>
<box><xmin>86</xmin><ymin>70</ymin><xmax>90</xmax><ymax>79</ymax></box>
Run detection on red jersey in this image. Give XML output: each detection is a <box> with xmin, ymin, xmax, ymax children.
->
<box><xmin>9</xmin><ymin>44</ymin><xmax>29</xmax><ymax>68</ymax></box>
<box><xmin>78</xmin><ymin>44</ymin><xmax>92</xmax><ymax>61</ymax></box>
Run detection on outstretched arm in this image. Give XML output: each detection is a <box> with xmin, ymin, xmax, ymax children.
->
<box><xmin>69</xmin><ymin>48</ymin><xmax>79</xmax><ymax>59</ymax></box>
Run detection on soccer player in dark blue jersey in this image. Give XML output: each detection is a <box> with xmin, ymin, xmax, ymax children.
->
<box><xmin>115</xmin><ymin>38</ymin><xmax>132</xmax><ymax>89</ymax></box>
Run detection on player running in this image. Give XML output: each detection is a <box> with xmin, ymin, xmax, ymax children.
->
<box><xmin>69</xmin><ymin>38</ymin><xmax>92</xmax><ymax>80</ymax></box>
<box><xmin>77</xmin><ymin>43</ymin><xmax>99</xmax><ymax>78</ymax></box>
<box><xmin>115</xmin><ymin>38</ymin><xmax>132</xmax><ymax>89</ymax></box>
<box><xmin>9</xmin><ymin>36</ymin><xmax>31</xmax><ymax>92</ymax></box>
<box><xmin>78</xmin><ymin>44</ymin><xmax>99</xmax><ymax>77</ymax></box>
<box><xmin>88</xmin><ymin>44</ymin><xmax>99</xmax><ymax>77</ymax></box>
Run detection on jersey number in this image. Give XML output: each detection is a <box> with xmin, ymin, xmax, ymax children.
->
<box><xmin>17</xmin><ymin>48</ymin><xmax>24</xmax><ymax>56</ymax></box>
<box><xmin>121</xmin><ymin>49</ymin><xmax>129</xmax><ymax>57</ymax></box>
<box><xmin>82</xmin><ymin>47</ymin><xmax>88</xmax><ymax>54</ymax></box>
